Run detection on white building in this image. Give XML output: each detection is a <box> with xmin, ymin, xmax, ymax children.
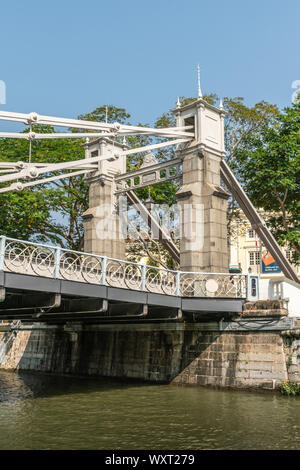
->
<box><xmin>229</xmin><ymin>210</ymin><xmax>300</xmax><ymax>278</ymax></box>
<box><xmin>229</xmin><ymin>211</ymin><xmax>300</xmax><ymax>315</ymax></box>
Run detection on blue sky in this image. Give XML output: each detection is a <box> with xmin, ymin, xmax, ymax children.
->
<box><xmin>0</xmin><ymin>0</ymin><xmax>299</xmax><ymax>129</ymax></box>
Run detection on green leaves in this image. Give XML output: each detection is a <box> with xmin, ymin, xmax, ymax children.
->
<box><xmin>234</xmin><ymin>103</ymin><xmax>300</xmax><ymax>264</ymax></box>
<box><xmin>0</xmin><ymin>105</ymin><xmax>134</xmax><ymax>250</ymax></box>
<box><xmin>0</xmin><ymin>123</ymin><xmax>86</xmax><ymax>248</ymax></box>
<box><xmin>78</xmin><ymin>105</ymin><xmax>130</xmax><ymax>125</ymax></box>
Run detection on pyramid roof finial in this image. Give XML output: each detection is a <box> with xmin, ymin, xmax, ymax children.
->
<box><xmin>197</xmin><ymin>65</ymin><xmax>202</xmax><ymax>98</ymax></box>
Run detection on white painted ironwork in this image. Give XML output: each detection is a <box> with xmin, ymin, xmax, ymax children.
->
<box><xmin>126</xmin><ymin>190</ymin><xmax>180</xmax><ymax>264</ymax></box>
<box><xmin>0</xmin><ymin>111</ymin><xmax>194</xmax><ymax>138</ymax></box>
<box><xmin>0</xmin><ymin>137</ymin><xmax>190</xmax><ymax>193</ymax></box>
<box><xmin>115</xmin><ymin>158</ymin><xmax>182</xmax><ymax>194</ymax></box>
<box><xmin>0</xmin><ymin>236</ymin><xmax>247</xmax><ymax>299</ymax></box>
<box><xmin>0</xmin><ymin>108</ymin><xmax>193</xmax><ymax>195</ymax></box>
<box><xmin>180</xmin><ymin>272</ymin><xmax>247</xmax><ymax>298</ymax></box>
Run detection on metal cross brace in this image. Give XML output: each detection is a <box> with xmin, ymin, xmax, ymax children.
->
<box><xmin>114</xmin><ymin>157</ymin><xmax>183</xmax><ymax>193</ymax></box>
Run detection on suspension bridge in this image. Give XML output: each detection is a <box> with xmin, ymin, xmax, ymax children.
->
<box><xmin>0</xmin><ymin>73</ymin><xmax>298</xmax><ymax>324</ymax></box>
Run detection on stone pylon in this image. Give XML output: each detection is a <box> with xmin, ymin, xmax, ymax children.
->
<box><xmin>82</xmin><ymin>137</ymin><xmax>126</xmax><ymax>259</ymax></box>
<box><xmin>174</xmin><ymin>98</ymin><xmax>229</xmax><ymax>273</ymax></box>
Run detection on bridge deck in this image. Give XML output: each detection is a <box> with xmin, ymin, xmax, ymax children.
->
<box><xmin>0</xmin><ymin>236</ymin><xmax>248</xmax><ymax>323</ymax></box>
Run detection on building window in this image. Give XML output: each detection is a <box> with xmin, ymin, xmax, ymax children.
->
<box><xmin>247</xmin><ymin>229</ymin><xmax>255</xmax><ymax>239</ymax></box>
<box><xmin>249</xmin><ymin>251</ymin><xmax>260</xmax><ymax>266</ymax></box>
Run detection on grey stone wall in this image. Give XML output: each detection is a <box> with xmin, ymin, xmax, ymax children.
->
<box><xmin>172</xmin><ymin>331</ymin><xmax>288</xmax><ymax>389</ymax></box>
<box><xmin>281</xmin><ymin>329</ymin><xmax>300</xmax><ymax>382</ymax></box>
<box><xmin>1</xmin><ymin>322</ymin><xmax>298</xmax><ymax>390</ymax></box>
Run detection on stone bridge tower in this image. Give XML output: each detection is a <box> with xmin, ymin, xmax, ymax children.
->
<box><xmin>174</xmin><ymin>95</ymin><xmax>229</xmax><ymax>273</ymax></box>
<box><xmin>82</xmin><ymin>137</ymin><xmax>126</xmax><ymax>259</ymax></box>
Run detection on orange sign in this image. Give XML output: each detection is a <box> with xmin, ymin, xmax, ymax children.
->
<box><xmin>262</xmin><ymin>249</ymin><xmax>275</xmax><ymax>266</ymax></box>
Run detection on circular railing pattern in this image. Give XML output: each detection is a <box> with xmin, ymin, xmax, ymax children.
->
<box><xmin>30</xmin><ymin>246</ymin><xmax>55</xmax><ymax>276</ymax></box>
<box><xmin>124</xmin><ymin>264</ymin><xmax>142</xmax><ymax>290</ymax></box>
<box><xmin>180</xmin><ymin>274</ymin><xmax>198</xmax><ymax>297</ymax></box>
<box><xmin>4</xmin><ymin>241</ymin><xmax>55</xmax><ymax>277</ymax></box>
<box><xmin>4</xmin><ymin>242</ymin><xmax>30</xmax><ymax>270</ymax></box>
<box><xmin>5</xmin><ymin>241</ymin><xmax>33</xmax><ymax>271</ymax></box>
<box><xmin>1</xmin><ymin>238</ymin><xmax>247</xmax><ymax>299</ymax></box>
<box><xmin>59</xmin><ymin>252</ymin><xmax>83</xmax><ymax>281</ymax></box>
<box><xmin>106</xmin><ymin>261</ymin><xmax>126</xmax><ymax>288</ymax></box>
<box><xmin>145</xmin><ymin>268</ymin><xmax>162</xmax><ymax>293</ymax></box>
<box><xmin>144</xmin><ymin>268</ymin><xmax>175</xmax><ymax>295</ymax></box>
<box><xmin>105</xmin><ymin>261</ymin><xmax>143</xmax><ymax>290</ymax></box>
<box><xmin>160</xmin><ymin>270</ymin><xmax>176</xmax><ymax>295</ymax></box>
<box><xmin>180</xmin><ymin>273</ymin><xmax>246</xmax><ymax>298</ymax></box>
<box><xmin>223</xmin><ymin>275</ymin><xmax>246</xmax><ymax>298</ymax></box>
<box><xmin>81</xmin><ymin>255</ymin><xmax>102</xmax><ymax>283</ymax></box>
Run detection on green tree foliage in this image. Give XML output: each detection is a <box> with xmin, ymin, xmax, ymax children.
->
<box><xmin>0</xmin><ymin>125</ymin><xmax>86</xmax><ymax>248</ymax></box>
<box><xmin>235</xmin><ymin>103</ymin><xmax>300</xmax><ymax>264</ymax></box>
<box><xmin>222</xmin><ymin>97</ymin><xmax>279</xmax><ymax>237</ymax></box>
<box><xmin>0</xmin><ymin>109</ymin><xmax>124</xmax><ymax>249</ymax></box>
<box><xmin>77</xmin><ymin>105</ymin><xmax>130</xmax><ymax>125</ymax></box>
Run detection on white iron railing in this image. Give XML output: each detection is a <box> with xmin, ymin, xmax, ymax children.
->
<box><xmin>0</xmin><ymin>236</ymin><xmax>249</xmax><ymax>299</ymax></box>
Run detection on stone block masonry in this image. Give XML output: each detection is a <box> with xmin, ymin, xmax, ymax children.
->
<box><xmin>0</xmin><ymin>322</ymin><xmax>298</xmax><ymax>391</ymax></box>
<box><xmin>281</xmin><ymin>327</ymin><xmax>300</xmax><ymax>383</ymax></box>
<box><xmin>172</xmin><ymin>331</ymin><xmax>288</xmax><ymax>389</ymax></box>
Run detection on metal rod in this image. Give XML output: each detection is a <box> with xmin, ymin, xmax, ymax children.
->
<box><xmin>0</xmin><ymin>169</ymin><xmax>92</xmax><ymax>193</ymax></box>
<box><xmin>0</xmin><ymin>111</ymin><xmax>194</xmax><ymax>138</ymax></box>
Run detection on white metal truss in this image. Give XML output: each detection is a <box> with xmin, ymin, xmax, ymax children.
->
<box><xmin>0</xmin><ymin>110</ymin><xmax>194</xmax><ymax>139</ymax></box>
<box><xmin>0</xmin><ymin>128</ymin><xmax>190</xmax><ymax>193</ymax></box>
<box><xmin>0</xmin><ymin>110</ymin><xmax>192</xmax><ymax>190</ymax></box>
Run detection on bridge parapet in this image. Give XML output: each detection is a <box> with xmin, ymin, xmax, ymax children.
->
<box><xmin>0</xmin><ymin>236</ymin><xmax>248</xmax><ymax>300</ymax></box>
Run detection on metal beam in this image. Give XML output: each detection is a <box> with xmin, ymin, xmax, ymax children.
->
<box><xmin>220</xmin><ymin>159</ymin><xmax>299</xmax><ymax>284</ymax></box>
<box><xmin>0</xmin><ymin>131</ymin><xmax>120</xmax><ymax>140</ymax></box>
<box><xmin>0</xmin><ymin>293</ymin><xmax>61</xmax><ymax>313</ymax></box>
<box><xmin>0</xmin><ymin>168</ymin><xmax>94</xmax><ymax>193</ymax></box>
<box><xmin>126</xmin><ymin>190</ymin><xmax>180</xmax><ymax>264</ymax></box>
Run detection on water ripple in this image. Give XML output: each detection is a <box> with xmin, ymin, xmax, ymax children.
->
<box><xmin>0</xmin><ymin>371</ymin><xmax>299</xmax><ymax>450</ymax></box>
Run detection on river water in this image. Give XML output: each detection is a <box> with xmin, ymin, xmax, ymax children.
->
<box><xmin>0</xmin><ymin>370</ymin><xmax>299</xmax><ymax>450</ymax></box>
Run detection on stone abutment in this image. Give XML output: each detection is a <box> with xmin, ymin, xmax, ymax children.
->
<box><xmin>1</xmin><ymin>321</ymin><xmax>299</xmax><ymax>391</ymax></box>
